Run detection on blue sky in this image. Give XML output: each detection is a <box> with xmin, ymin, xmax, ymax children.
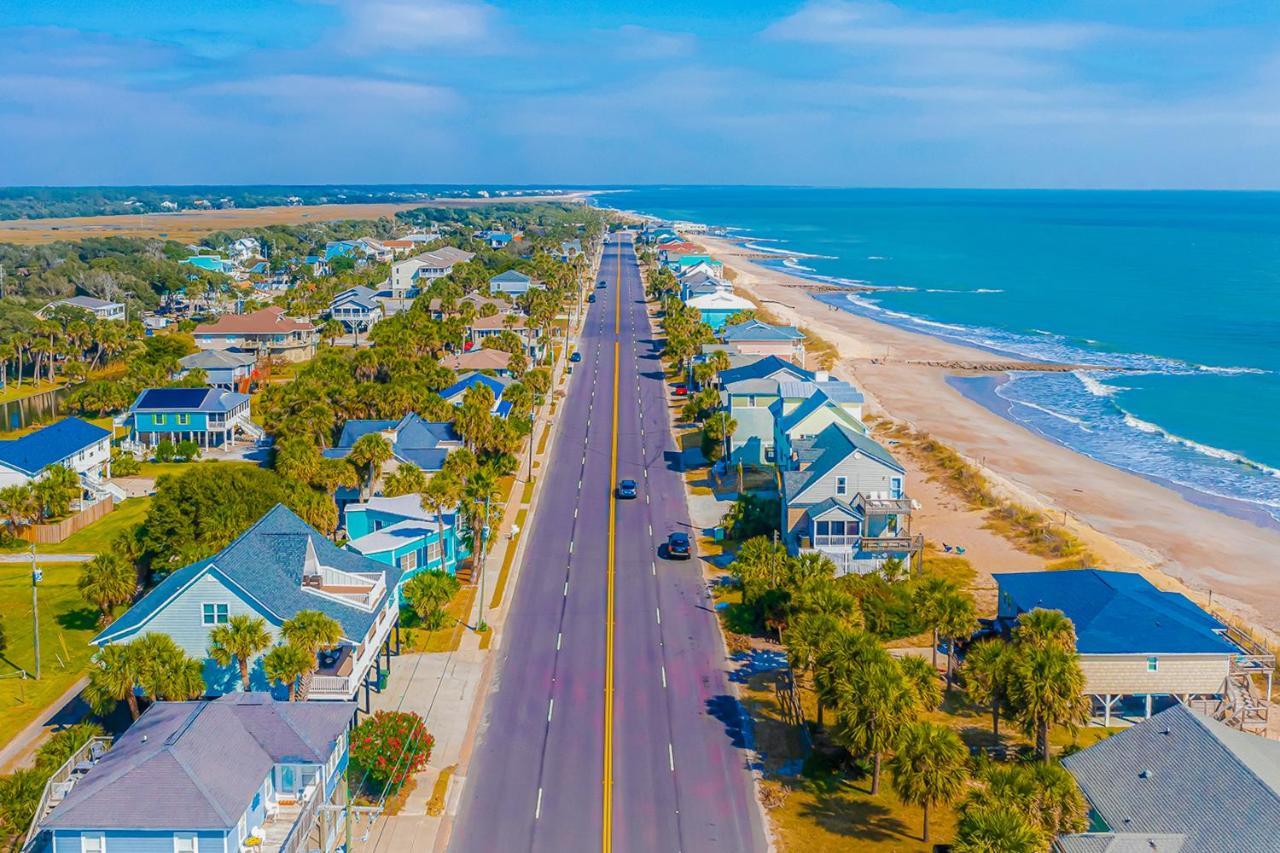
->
<box><xmin>1</xmin><ymin>0</ymin><xmax>1278</xmax><ymax>188</ymax></box>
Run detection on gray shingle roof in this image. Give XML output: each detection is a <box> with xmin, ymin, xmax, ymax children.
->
<box><xmin>1061</xmin><ymin>704</ymin><xmax>1280</xmax><ymax>852</ymax></box>
<box><xmin>43</xmin><ymin>694</ymin><xmax>354</xmax><ymax>832</ymax></box>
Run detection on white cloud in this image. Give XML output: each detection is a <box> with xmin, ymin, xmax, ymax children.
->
<box><xmin>195</xmin><ymin>73</ymin><xmax>458</xmax><ymax>106</ymax></box>
<box><xmin>332</xmin><ymin>0</ymin><xmax>501</xmax><ymax>54</ymax></box>
<box><xmin>611</xmin><ymin>25</ymin><xmax>696</xmax><ymax>61</ymax></box>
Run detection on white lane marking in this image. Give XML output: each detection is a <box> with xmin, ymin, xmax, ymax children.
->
<box><xmin>556</xmin><ymin>632</ymin><xmax>562</xmax><ymax>651</ymax></box>
<box><xmin>646</xmin><ymin>494</ymin><xmax>650</xmax><ymax>505</ymax></box>
<box><xmin>643</xmin><ymin>469</ymin><xmax>648</xmax><ymax>479</ymax></box>
<box><xmin>536</xmin><ymin>787</ymin><xmax>544</xmax><ymax>820</ymax></box>
<box><xmin>547</xmin><ymin>698</ymin><xmax>555</xmax><ymax>722</ymax></box>
<box><xmin>668</xmin><ymin>743</ymin><xmax>675</xmax><ymax>772</ymax></box>
<box><xmin>569</xmin><ymin>541</ymin><xmax>574</xmax><ymax>554</ymax></box>
<box><xmin>656</xmin><ymin>607</ymin><xmax>662</xmax><ymax>625</ymax></box>
<box><xmin>648</xmin><ymin>524</ymin><xmax>652</xmax><ymax>536</ymax></box>
<box><xmin>651</xmin><ymin>561</ymin><xmax>656</xmax><ymax>576</ymax></box>
<box><xmin>661</xmin><ymin>665</ymin><xmax>667</xmax><ymax>688</ymax></box>
<box><xmin>578</xmin><ymin>479</ymin><xmax>583</xmax><ymax>490</ymax></box>
<box><xmin>563</xmin><ymin>581</ymin><xmax>569</xmax><ymax>596</ymax></box>
<box><xmin>574</xmin><ymin>507</ymin><xmax>579</xmax><ymax>519</ymax></box>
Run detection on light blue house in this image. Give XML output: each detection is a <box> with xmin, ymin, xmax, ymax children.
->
<box><xmin>120</xmin><ymin>387</ymin><xmax>255</xmax><ymax>449</ymax></box>
<box><xmin>685</xmin><ymin>290</ymin><xmax>754</xmax><ymax>332</ymax></box>
<box><xmin>179</xmin><ymin>255</ymin><xmax>234</xmax><ymax>274</ymax></box>
<box><xmin>25</xmin><ymin>694</ymin><xmax>354</xmax><ymax>853</ymax></box>
<box><xmin>489</xmin><ymin>269</ymin><xmax>542</xmax><ymax>297</ymax></box>
<box><xmin>440</xmin><ymin>371</ymin><xmax>514</xmax><ymax>418</ymax></box>
<box><xmin>93</xmin><ymin>505</ymin><xmax>403</xmax><ymax>706</ymax></box>
<box><xmin>344</xmin><ymin>494</ymin><xmax>469</xmax><ymax>596</ymax></box>
<box><xmin>323</xmin><ymin>240</ymin><xmax>361</xmax><ymax>261</ymax></box>
<box><xmin>324</xmin><ymin>414</ymin><xmax>463</xmax><ymax>512</ymax></box>
<box><xmin>177</xmin><ymin>350</ymin><xmax>257</xmax><ymax>391</ymax></box>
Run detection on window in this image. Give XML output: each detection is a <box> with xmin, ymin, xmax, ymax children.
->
<box><xmin>1147</xmin><ymin>656</ymin><xmax>1159</xmax><ymax>672</ymax></box>
<box><xmin>398</xmin><ymin>552</ymin><xmax>417</xmax><ymax>572</ymax></box>
<box><xmin>153</xmin><ymin>414</ymin><xmax>167</xmax><ymax>425</ymax></box>
<box><xmin>174</xmin><ymin>834</ymin><xmax>198</xmax><ymax>853</ymax></box>
<box><xmin>765</xmin><ymin>445</ymin><xmax>776</xmax><ymax>463</ymax></box>
<box><xmin>426</xmin><ymin>541</ymin><xmax>442</xmax><ymax>564</ymax></box>
<box><xmin>82</xmin><ymin>835</ymin><xmax>106</xmax><ymax>853</ymax></box>
<box><xmin>835</xmin><ymin>476</ymin><xmax>847</xmax><ymax>496</ymax></box>
<box><xmin>176</xmin><ymin>413</ymin><xmax>191</xmax><ymax>426</ymax></box>
<box><xmin>202</xmin><ymin>603</ymin><xmax>229</xmax><ymax>625</ymax></box>
<box><xmin>890</xmin><ymin>477</ymin><xmax>903</xmax><ymax>499</ymax></box>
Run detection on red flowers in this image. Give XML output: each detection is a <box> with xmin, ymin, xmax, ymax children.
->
<box><xmin>350</xmin><ymin>710</ymin><xmax>434</xmax><ymax>790</ymax></box>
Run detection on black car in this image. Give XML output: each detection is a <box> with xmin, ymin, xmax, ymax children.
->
<box><xmin>665</xmin><ymin>532</ymin><xmax>691</xmax><ymax>560</ymax></box>
<box><xmin>587</xmin><ymin>293</ymin><xmax>596</xmax><ymax>303</ymax></box>
<box><xmin>598</xmin><ymin>280</ymin><xmax>607</xmax><ymax>288</ymax></box>
<box><xmin>616</xmin><ymin>479</ymin><xmax>638</xmax><ymax>499</ymax></box>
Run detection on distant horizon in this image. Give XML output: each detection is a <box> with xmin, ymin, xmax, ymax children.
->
<box><xmin>2</xmin><ymin>183</ymin><xmax>1279</xmax><ymax>193</ymax></box>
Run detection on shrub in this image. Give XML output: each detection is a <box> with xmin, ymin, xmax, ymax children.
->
<box><xmin>174</xmin><ymin>439</ymin><xmax>201</xmax><ymax>462</ymax></box>
<box><xmin>35</xmin><ymin>723</ymin><xmax>107</xmax><ymax>773</ymax></box>
<box><xmin>153</xmin><ymin>439</ymin><xmax>176</xmax><ymax>463</ymax></box>
<box><xmin>349</xmin><ymin>710</ymin><xmax>434</xmax><ymax>791</ymax></box>
<box><xmin>110</xmin><ymin>450</ymin><xmax>141</xmax><ymax>477</ymax></box>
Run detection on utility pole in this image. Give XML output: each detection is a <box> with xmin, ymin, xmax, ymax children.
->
<box><xmin>477</xmin><ymin>495</ymin><xmax>491</xmax><ymax>632</ymax></box>
<box><xmin>31</xmin><ymin>545</ymin><xmax>41</xmax><ymax>680</ymax></box>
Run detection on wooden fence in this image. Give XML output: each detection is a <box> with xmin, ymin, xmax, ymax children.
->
<box><xmin>21</xmin><ymin>497</ymin><xmax>115</xmax><ymax>545</ymax></box>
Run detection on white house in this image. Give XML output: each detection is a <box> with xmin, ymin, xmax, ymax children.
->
<box><xmin>0</xmin><ymin>417</ymin><xmax>117</xmax><ymax>503</ymax></box>
<box><xmin>40</xmin><ymin>296</ymin><xmax>126</xmax><ymax>322</ymax></box>
<box><xmin>389</xmin><ymin>247</ymin><xmax>475</xmax><ymax>297</ymax></box>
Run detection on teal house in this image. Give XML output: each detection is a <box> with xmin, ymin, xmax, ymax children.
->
<box><xmin>120</xmin><ymin>387</ymin><xmax>257</xmax><ymax>449</ymax></box>
<box><xmin>179</xmin><ymin>255</ymin><xmax>234</xmax><ymax>274</ymax></box>
<box><xmin>685</xmin><ymin>290</ymin><xmax>754</xmax><ymax>332</ymax></box>
<box><xmin>344</xmin><ymin>495</ymin><xmax>469</xmax><ymax>599</ymax></box>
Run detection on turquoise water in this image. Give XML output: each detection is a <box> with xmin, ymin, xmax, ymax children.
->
<box><xmin>599</xmin><ymin>187</ymin><xmax>1280</xmax><ymax>525</ymax></box>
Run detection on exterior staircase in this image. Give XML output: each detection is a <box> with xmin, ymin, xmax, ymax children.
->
<box><xmin>454</xmin><ymin>559</ymin><xmax>475</xmax><ymax>585</ymax></box>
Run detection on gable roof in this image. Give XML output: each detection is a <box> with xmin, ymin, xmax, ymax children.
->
<box><xmin>995</xmin><ymin>570</ymin><xmax>1239</xmax><ymax>655</ymax></box>
<box><xmin>441</xmin><ymin>348</ymin><xmax>513</xmax><ymax>372</ymax></box>
<box><xmin>0</xmin><ymin>418</ymin><xmax>109</xmax><ymax>477</ymax></box>
<box><xmin>490</xmin><ymin>269</ymin><xmax>532</xmax><ymax>285</ymax></box>
<box><xmin>1060</xmin><ymin>704</ymin><xmax>1280</xmax><ymax>852</ymax></box>
<box><xmin>331</xmin><ymin>285</ymin><xmax>379</xmax><ymax>307</ymax></box>
<box><xmin>50</xmin><ymin>295</ymin><xmax>123</xmax><ymax>311</ymax></box>
<box><xmin>96</xmin><ymin>505</ymin><xmax>400</xmax><ymax>645</ymax></box>
<box><xmin>719</xmin><ymin>356</ymin><xmax>815</xmax><ymax>386</ymax></box>
<box><xmin>326</xmin><ymin>414</ymin><xmax>460</xmax><ymax>472</ymax></box>
<box><xmin>194</xmin><ymin>306</ymin><xmax>314</xmax><ymax>336</ymax></box>
<box><xmin>784</xmin><ymin>422</ymin><xmax>904</xmax><ymax>502</ymax></box>
<box><xmin>775</xmin><ymin>390</ymin><xmax>867</xmax><ymax>438</ymax></box>
<box><xmin>440</xmin><ymin>371</ymin><xmax>512</xmax><ymax>402</ymax></box>
<box><xmin>179</xmin><ymin>350</ymin><xmax>257</xmax><ymax>371</ymax></box>
<box><xmin>42</xmin><ymin>694</ymin><xmax>354</xmax><ymax>832</ymax></box>
<box><xmin>722</xmin><ymin>319</ymin><xmax>806</xmax><ymax>343</ymax></box>
<box><xmin>129</xmin><ymin>387</ymin><xmax>249</xmax><ymax>413</ymax></box>
<box><xmin>686</xmin><ymin>291</ymin><xmax>753</xmax><ymax>311</ymax></box>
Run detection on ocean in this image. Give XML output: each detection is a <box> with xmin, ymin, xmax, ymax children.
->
<box><xmin>598</xmin><ymin>187</ymin><xmax>1280</xmax><ymax>527</ymax></box>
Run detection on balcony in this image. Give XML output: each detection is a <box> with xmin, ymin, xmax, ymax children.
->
<box><xmin>25</xmin><ymin>737</ymin><xmax>112</xmax><ymax>849</ymax></box>
<box><xmin>302</xmin><ymin>565</ymin><xmax>386</xmax><ymax>611</ymax></box>
<box><xmin>306</xmin><ymin>602</ymin><xmax>396</xmax><ymax>701</ymax></box>
<box><xmin>860</xmin><ymin>534</ymin><xmax>925</xmax><ymax>554</ymax></box>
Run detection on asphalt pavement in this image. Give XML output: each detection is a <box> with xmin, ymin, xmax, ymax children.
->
<box><xmin>451</xmin><ymin>235</ymin><xmax>764</xmax><ymax>853</ymax></box>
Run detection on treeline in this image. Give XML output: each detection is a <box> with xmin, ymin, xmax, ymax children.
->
<box><xmin>397</xmin><ymin>202</ymin><xmax>603</xmax><ymax>246</ymax></box>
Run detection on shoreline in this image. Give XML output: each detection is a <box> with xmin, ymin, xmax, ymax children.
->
<box><xmin>690</xmin><ymin>232</ymin><xmax>1280</xmax><ymax>633</ymax></box>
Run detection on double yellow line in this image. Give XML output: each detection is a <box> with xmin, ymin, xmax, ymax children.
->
<box><xmin>602</xmin><ymin>236</ymin><xmax>622</xmax><ymax>852</ymax></box>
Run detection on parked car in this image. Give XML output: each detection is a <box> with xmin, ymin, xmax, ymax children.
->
<box><xmin>588</xmin><ymin>294</ymin><xmax>596</xmax><ymax>303</ymax></box>
<box><xmin>598</xmin><ymin>280</ymin><xmax>607</xmax><ymax>288</ymax></box>
<box><xmin>569</xmin><ymin>351</ymin><xmax>582</xmax><ymax>363</ymax></box>
<box><xmin>665</xmin><ymin>532</ymin><xmax>691</xmax><ymax>560</ymax></box>
<box><xmin>673</xmin><ymin>383</ymin><xmax>688</xmax><ymax>396</ymax></box>
<box><xmin>616</xmin><ymin>479</ymin><xmax>638</xmax><ymax>499</ymax></box>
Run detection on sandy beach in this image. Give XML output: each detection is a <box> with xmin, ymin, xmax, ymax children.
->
<box><xmin>693</xmin><ymin>234</ymin><xmax>1280</xmax><ymax>634</ymax></box>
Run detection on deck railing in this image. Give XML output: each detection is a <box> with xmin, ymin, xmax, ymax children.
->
<box><xmin>24</xmin><ymin>737</ymin><xmax>113</xmax><ymax>850</ymax></box>
<box><xmin>274</xmin><ymin>782</ymin><xmax>324</xmax><ymax>853</ymax></box>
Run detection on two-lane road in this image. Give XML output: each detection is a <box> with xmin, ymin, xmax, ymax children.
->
<box><xmin>452</xmin><ymin>235</ymin><xmax>764</xmax><ymax>853</ymax></box>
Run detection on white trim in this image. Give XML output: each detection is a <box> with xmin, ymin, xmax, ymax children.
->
<box><xmin>173</xmin><ymin>833</ymin><xmax>199</xmax><ymax>853</ymax></box>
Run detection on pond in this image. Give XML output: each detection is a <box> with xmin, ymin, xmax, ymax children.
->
<box><xmin>0</xmin><ymin>385</ymin><xmax>74</xmax><ymax>434</ymax></box>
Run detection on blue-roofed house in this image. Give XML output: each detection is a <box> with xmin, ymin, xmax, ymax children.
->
<box><xmin>685</xmin><ymin>290</ymin><xmax>754</xmax><ymax>332</ymax></box>
<box><xmin>93</xmin><ymin>505</ymin><xmax>403</xmax><ymax>705</ymax></box>
<box><xmin>1055</xmin><ymin>703</ymin><xmax>1280</xmax><ymax>853</ymax></box>
<box><xmin>489</xmin><ymin>269</ymin><xmax>543</xmax><ymax>297</ymax></box>
<box><xmin>24</xmin><ymin>694</ymin><xmax>355</xmax><ymax>853</ymax></box>
<box><xmin>483</xmin><ymin>231</ymin><xmax>513</xmax><ymax>248</ymax></box>
<box><xmin>718</xmin><ymin>359</ymin><xmax>815</xmax><ymax>464</ymax></box>
<box><xmin>721</xmin><ymin>320</ymin><xmax>808</xmax><ymax>367</ymax></box>
<box><xmin>343</xmin><ymin>494</ymin><xmax>470</xmax><ymax>593</ymax></box>
<box><xmin>0</xmin><ymin>417</ymin><xmax>116</xmax><ymax>502</ymax></box>
<box><xmin>323</xmin><ymin>240</ymin><xmax>362</xmax><ymax>262</ymax></box>
<box><xmin>772</xmin><ymin>378</ymin><xmax>867</xmax><ymax>460</ymax></box>
<box><xmin>558</xmin><ymin>239</ymin><xmax>583</xmax><ymax>262</ymax></box>
<box><xmin>780</xmin><ymin>422</ymin><xmax>919</xmax><ymax>576</ymax></box>
<box><xmin>177</xmin><ymin>350</ymin><xmax>258</xmax><ymax>391</ymax></box>
<box><xmin>440</xmin><ymin>371</ymin><xmax>514</xmax><ymax>418</ymax></box>
<box><xmin>328</xmin><ymin>285</ymin><xmax>384</xmax><ymax>333</ymax></box>
<box><xmin>120</xmin><ymin>387</ymin><xmax>257</xmax><ymax>450</ymax></box>
<box><xmin>40</xmin><ymin>296</ymin><xmax>127</xmax><ymax>322</ymax></box>
<box><xmin>995</xmin><ymin>569</ymin><xmax>1275</xmax><ymax>728</ymax></box>
<box><xmin>324</xmin><ymin>415</ymin><xmax>463</xmax><ymax>510</ymax></box>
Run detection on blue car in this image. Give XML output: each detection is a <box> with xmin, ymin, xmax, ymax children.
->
<box><xmin>665</xmin><ymin>532</ymin><xmax>691</xmax><ymax>560</ymax></box>
<box><xmin>616</xmin><ymin>479</ymin><xmax>638</xmax><ymax>499</ymax></box>
<box><xmin>570</xmin><ymin>351</ymin><xmax>582</xmax><ymax>362</ymax></box>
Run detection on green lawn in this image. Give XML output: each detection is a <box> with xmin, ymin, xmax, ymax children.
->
<box><xmin>40</xmin><ymin>498</ymin><xmax>151</xmax><ymax>555</ymax></box>
<box><xmin>0</xmin><ymin>378</ymin><xmax>64</xmax><ymax>406</ymax></box>
<box><xmin>134</xmin><ymin>459</ymin><xmax>257</xmax><ymax>480</ymax></box>
<box><xmin>0</xmin><ymin>562</ymin><xmax>101</xmax><ymax>754</ymax></box>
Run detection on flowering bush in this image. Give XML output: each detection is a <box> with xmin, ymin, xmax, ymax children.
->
<box><xmin>349</xmin><ymin>710</ymin><xmax>434</xmax><ymax>790</ymax></box>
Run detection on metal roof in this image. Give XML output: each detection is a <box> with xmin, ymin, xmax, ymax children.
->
<box><xmin>0</xmin><ymin>417</ymin><xmax>109</xmax><ymax>477</ymax></box>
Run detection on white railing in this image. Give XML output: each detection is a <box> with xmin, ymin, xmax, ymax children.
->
<box><xmin>306</xmin><ymin>603</ymin><xmax>396</xmax><ymax>701</ymax></box>
<box><xmin>303</xmin><ymin>566</ymin><xmax>385</xmax><ymax>610</ymax></box>
<box><xmin>24</xmin><ymin>737</ymin><xmax>113</xmax><ymax>850</ymax></box>
<box><xmin>273</xmin><ymin>782</ymin><xmax>324</xmax><ymax>853</ymax></box>
<box><xmin>811</xmin><ymin>534</ymin><xmax>861</xmax><ymax>548</ymax></box>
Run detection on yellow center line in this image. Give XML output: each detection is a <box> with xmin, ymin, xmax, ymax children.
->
<box><xmin>603</xmin><ymin>236</ymin><xmax>622</xmax><ymax>852</ymax></box>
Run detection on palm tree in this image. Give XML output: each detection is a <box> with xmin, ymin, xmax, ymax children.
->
<box><xmin>835</xmin><ymin>650</ymin><xmax>917</xmax><ymax>794</ymax></box>
<box><xmin>281</xmin><ymin>610</ymin><xmax>343</xmax><ymax>659</ymax></box>
<box><xmin>0</xmin><ymin>483</ymin><xmax>38</xmax><ymax>535</ymax></box>
<box><xmin>77</xmin><ymin>553</ymin><xmax>137</xmax><ymax>627</ymax></box>
<box><xmin>348</xmin><ymin>432</ymin><xmax>393</xmax><ymax>499</ymax></box>
<box><xmin>935</xmin><ymin>590</ymin><xmax>977</xmax><ymax>691</ymax></box>
<box><xmin>208</xmin><ymin>614</ymin><xmax>272</xmax><ymax>692</ymax></box>
<box><xmin>84</xmin><ymin>644</ymin><xmax>144</xmax><ymax>719</ymax></box>
<box><xmin>37</xmin><ymin>464</ymin><xmax>81</xmax><ymax>518</ymax></box>
<box><xmin>1008</xmin><ymin>645</ymin><xmax>1088</xmax><ymax>760</ymax></box>
<box><xmin>1016</xmin><ymin>608</ymin><xmax>1077</xmax><ymax>652</ymax></box>
<box><xmin>912</xmin><ymin>575</ymin><xmax>956</xmax><ymax>669</ymax></box>
<box><xmin>384</xmin><ymin>463</ymin><xmax>428</xmax><ymax>497</ymax></box>
<box><xmin>404</xmin><ymin>570</ymin><xmax>461</xmax><ymax>630</ymax></box>
<box><xmin>897</xmin><ymin>654</ymin><xmax>942</xmax><ymax>711</ymax></box>
<box><xmin>889</xmin><ymin>721</ymin><xmax>968</xmax><ymax>844</ymax></box>
<box><xmin>263</xmin><ymin>644</ymin><xmax>314</xmax><ymax>700</ymax></box>
<box><xmin>785</xmin><ymin>612</ymin><xmax>840</xmax><ymax>724</ymax></box>
<box><xmin>963</xmin><ymin>640</ymin><xmax>1012</xmax><ymax>738</ymax></box>
<box><xmin>953</xmin><ymin>803</ymin><xmax>1045</xmax><ymax>853</ymax></box>
<box><xmin>1025</xmin><ymin>762</ymin><xmax>1089</xmax><ymax>836</ymax></box>
<box><xmin>461</xmin><ymin>464</ymin><xmax>502</xmax><ymax>572</ymax></box>
<box><xmin>138</xmin><ymin>633</ymin><xmax>205</xmax><ymax>701</ymax></box>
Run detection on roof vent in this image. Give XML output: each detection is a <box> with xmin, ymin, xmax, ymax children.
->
<box><xmin>1139</xmin><ymin>769</ymin><xmax>1152</xmax><ymax>779</ymax></box>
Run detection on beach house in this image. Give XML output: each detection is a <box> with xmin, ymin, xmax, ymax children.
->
<box><xmin>489</xmin><ymin>269</ymin><xmax>543</xmax><ymax>297</ymax></box>
<box><xmin>389</xmin><ymin>247</ymin><xmax>475</xmax><ymax>297</ymax></box>
<box><xmin>0</xmin><ymin>418</ymin><xmax>116</xmax><ymax>504</ymax></box>
<box><xmin>23</xmin><ymin>694</ymin><xmax>354</xmax><ymax>853</ymax></box>
<box><xmin>1056</xmin><ymin>703</ymin><xmax>1280</xmax><ymax>852</ymax></box>
<box><xmin>343</xmin><ymin>494</ymin><xmax>470</xmax><ymax>590</ymax></box>
<box><xmin>465</xmin><ymin>313</ymin><xmax>543</xmax><ymax>360</ymax></box>
<box><xmin>772</xmin><ymin>376</ymin><xmax>867</xmax><ymax>454</ymax></box>
<box><xmin>686</xmin><ymin>290</ymin><xmax>754</xmax><ymax>331</ymax></box>
<box><xmin>328</xmin><ymin>285</ymin><xmax>384</xmax><ymax>333</ymax></box>
<box><xmin>120</xmin><ymin>387</ymin><xmax>257</xmax><ymax>450</ymax></box>
<box><xmin>721</xmin><ymin>320</ymin><xmax>807</xmax><ymax>366</ymax></box>
<box><xmin>179</xmin><ymin>255</ymin><xmax>235</xmax><ymax>274</ymax></box>
<box><xmin>995</xmin><ymin>569</ymin><xmax>1274</xmax><ymax>729</ymax></box>
<box><xmin>440</xmin><ymin>371</ymin><xmax>514</xmax><ymax>417</ymax></box>
<box><xmin>719</xmin><ymin>360</ymin><xmax>816</xmax><ymax>464</ymax></box>
<box><xmin>441</xmin><ymin>347</ymin><xmax>514</xmax><ymax>376</ymax></box>
<box><xmin>324</xmin><ymin>414</ymin><xmax>463</xmax><ymax>506</ymax></box>
<box><xmin>177</xmin><ymin>350</ymin><xmax>258</xmax><ymax>391</ymax></box>
<box><xmin>93</xmin><ymin>505</ymin><xmax>402</xmax><ymax>705</ymax></box>
<box><xmin>780</xmin><ymin>422</ymin><xmax>920</xmax><ymax>575</ymax></box>
<box><xmin>39</xmin><ymin>296</ymin><xmax>126</xmax><ymax>322</ymax></box>
<box><xmin>194</xmin><ymin>306</ymin><xmax>318</xmax><ymax>362</ymax></box>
